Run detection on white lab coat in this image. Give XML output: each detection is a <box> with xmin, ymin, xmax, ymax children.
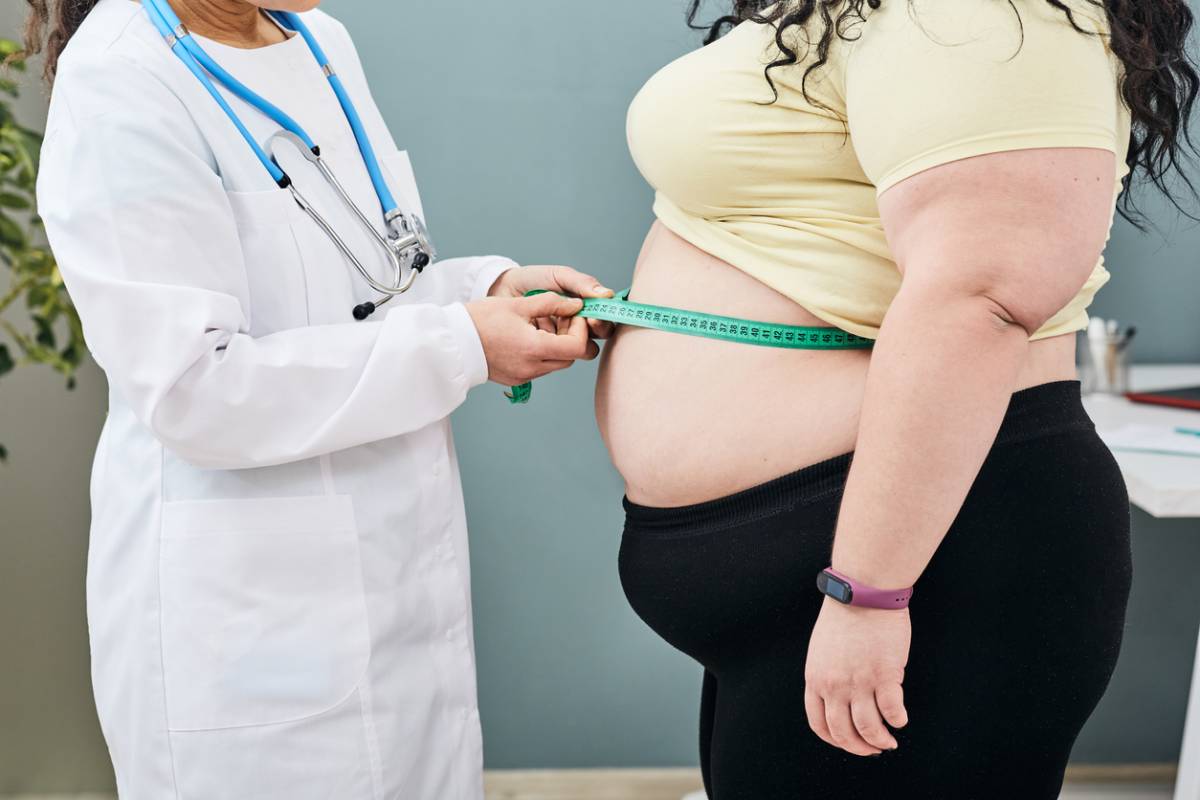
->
<box><xmin>35</xmin><ymin>2</ymin><xmax>515</xmax><ymax>797</ymax></box>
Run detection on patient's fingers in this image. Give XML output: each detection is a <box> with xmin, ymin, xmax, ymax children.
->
<box><xmin>875</xmin><ymin>682</ymin><xmax>908</xmax><ymax>730</ymax></box>
<box><xmin>805</xmin><ymin>687</ymin><xmax>836</xmax><ymax>749</ymax></box>
<box><xmin>851</xmin><ymin>692</ymin><xmax>898</xmax><ymax>751</ymax></box>
<box><xmin>825</xmin><ymin>697</ymin><xmax>882</xmax><ymax>757</ymax></box>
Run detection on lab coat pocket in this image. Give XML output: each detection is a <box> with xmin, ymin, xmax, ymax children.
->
<box><xmin>226</xmin><ymin>188</ymin><xmax>310</xmax><ymax>335</ymax></box>
<box><xmin>159</xmin><ymin>494</ymin><xmax>370</xmax><ymax>731</ymax></box>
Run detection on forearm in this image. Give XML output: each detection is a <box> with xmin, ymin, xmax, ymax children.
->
<box><xmin>830</xmin><ymin>284</ymin><xmax>1031</xmax><ymax>589</ymax></box>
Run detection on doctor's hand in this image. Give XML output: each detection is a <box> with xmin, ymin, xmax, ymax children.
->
<box><xmin>487</xmin><ymin>265</ymin><xmax>617</xmax><ymax>340</ymax></box>
<box><xmin>804</xmin><ymin>598</ymin><xmax>910</xmax><ymax>757</ymax></box>
<box><xmin>465</xmin><ymin>293</ymin><xmax>599</xmax><ymax>388</ymax></box>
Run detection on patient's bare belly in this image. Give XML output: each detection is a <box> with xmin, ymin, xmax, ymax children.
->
<box><xmin>594</xmin><ymin>222</ymin><xmax>1077</xmax><ymax>507</ymax></box>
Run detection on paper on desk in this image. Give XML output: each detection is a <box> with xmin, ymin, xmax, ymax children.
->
<box><xmin>1098</xmin><ymin>423</ymin><xmax>1200</xmax><ymax>458</ymax></box>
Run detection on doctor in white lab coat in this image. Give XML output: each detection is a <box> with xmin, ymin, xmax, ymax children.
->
<box><xmin>29</xmin><ymin>0</ymin><xmax>612</xmax><ymax>796</ymax></box>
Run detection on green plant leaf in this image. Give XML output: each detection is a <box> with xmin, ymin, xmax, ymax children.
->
<box><xmin>0</xmin><ymin>191</ymin><xmax>30</xmax><ymax>209</ymax></box>
<box><xmin>34</xmin><ymin>316</ymin><xmax>56</xmax><ymax>349</ymax></box>
<box><xmin>0</xmin><ymin>41</ymin><xmax>87</xmax><ymax>461</ymax></box>
<box><xmin>25</xmin><ymin>284</ymin><xmax>49</xmax><ymax>309</ymax></box>
<box><xmin>0</xmin><ymin>212</ymin><xmax>25</xmax><ymax>248</ymax></box>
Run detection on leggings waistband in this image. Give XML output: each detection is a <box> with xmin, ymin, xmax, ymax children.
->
<box><xmin>622</xmin><ymin>378</ymin><xmax>1094</xmax><ymax>535</ymax></box>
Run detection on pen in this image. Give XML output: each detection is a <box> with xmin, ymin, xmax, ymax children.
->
<box><xmin>1117</xmin><ymin>326</ymin><xmax>1137</xmax><ymax>352</ymax></box>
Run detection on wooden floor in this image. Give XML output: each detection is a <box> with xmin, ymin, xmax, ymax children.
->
<box><xmin>484</xmin><ymin>767</ymin><xmax>1177</xmax><ymax>800</ymax></box>
<box><xmin>3</xmin><ymin>765</ymin><xmax>1180</xmax><ymax>800</ymax></box>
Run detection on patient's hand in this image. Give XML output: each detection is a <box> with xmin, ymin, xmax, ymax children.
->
<box><xmin>488</xmin><ymin>265</ymin><xmax>617</xmax><ymax>340</ymax></box>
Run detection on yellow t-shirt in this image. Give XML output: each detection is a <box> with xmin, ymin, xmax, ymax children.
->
<box><xmin>626</xmin><ymin>0</ymin><xmax>1131</xmax><ymax>340</ymax></box>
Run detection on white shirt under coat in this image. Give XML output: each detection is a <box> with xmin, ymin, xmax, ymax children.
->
<box><xmin>35</xmin><ymin>1</ymin><xmax>516</xmax><ymax>797</ymax></box>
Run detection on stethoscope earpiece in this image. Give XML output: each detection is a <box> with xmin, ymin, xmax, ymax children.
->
<box><xmin>349</xmin><ymin>244</ymin><xmax>432</xmax><ymax>320</ymax></box>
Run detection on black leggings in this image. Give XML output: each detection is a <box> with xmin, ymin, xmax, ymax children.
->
<box><xmin>619</xmin><ymin>380</ymin><xmax>1133</xmax><ymax>800</ymax></box>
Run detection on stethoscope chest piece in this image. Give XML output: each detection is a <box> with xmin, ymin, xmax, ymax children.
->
<box><xmin>386</xmin><ymin>208</ymin><xmax>436</xmax><ymax>273</ymax></box>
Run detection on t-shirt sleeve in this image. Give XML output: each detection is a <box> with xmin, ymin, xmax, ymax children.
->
<box><xmin>844</xmin><ymin>0</ymin><xmax>1124</xmax><ymax>196</ymax></box>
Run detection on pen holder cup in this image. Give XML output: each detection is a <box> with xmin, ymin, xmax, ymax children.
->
<box><xmin>1078</xmin><ymin>330</ymin><xmax>1132</xmax><ymax>396</ymax></box>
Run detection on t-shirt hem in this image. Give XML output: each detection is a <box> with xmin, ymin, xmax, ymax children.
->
<box><xmin>651</xmin><ymin>195</ymin><xmax>1110</xmax><ymax>344</ymax></box>
<box><xmin>650</xmin><ymin>200</ymin><xmax>885</xmax><ymax>341</ymax></box>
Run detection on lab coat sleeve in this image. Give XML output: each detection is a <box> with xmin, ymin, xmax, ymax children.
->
<box><xmin>38</xmin><ymin>53</ymin><xmax>490</xmax><ymax>470</ymax></box>
<box><xmin>312</xmin><ymin>11</ymin><xmax>518</xmax><ymax>305</ymax></box>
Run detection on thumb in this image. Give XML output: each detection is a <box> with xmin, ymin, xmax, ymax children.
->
<box><xmin>550</xmin><ymin>266</ymin><xmax>614</xmax><ymax>299</ymax></box>
<box><xmin>519</xmin><ymin>292</ymin><xmax>584</xmax><ymax>320</ymax></box>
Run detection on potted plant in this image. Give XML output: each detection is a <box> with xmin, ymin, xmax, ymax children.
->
<box><xmin>0</xmin><ymin>38</ymin><xmax>85</xmax><ymax>462</ymax></box>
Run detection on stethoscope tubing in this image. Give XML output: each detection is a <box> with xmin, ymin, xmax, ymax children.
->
<box><xmin>142</xmin><ymin>0</ymin><xmax>287</xmax><ymax>184</ymax></box>
<box><xmin>270</xmin><ymin>11</ymin><xmax>400</xmax><ymax>219</ymax></box>
<box><xmin>273</xmin><ymin>130</ymin><xmax>415</xmax><ymax>298</ymax></box>
<box><xmin>140</xmin><ymin>0</ymin><xmax>429</xmax><ymax>311</ymax></box>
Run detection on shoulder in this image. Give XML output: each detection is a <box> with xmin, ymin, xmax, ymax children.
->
<box><xmin>852</xmin><ymin>0</ymin><xmax>1113</xmax><ymax>58</ymax></box>
<box><xmin>846</xmin><ymin>0</ymin><xmax>1120</xmax><ymax>101</ymax></box>
<box><xmin>844</xmin><ymin>0</ymin><xmax>1124</xmax><ymax>195</ymax></box>
<box><xmin>43</xmin><ymin>0</ymin><xmax>215</xmax><ymax>185</ymax></box>
<box><xmin>51</xmin><ymin>0</ymin><xmax>186</xmax><ymax>126</ymax></box>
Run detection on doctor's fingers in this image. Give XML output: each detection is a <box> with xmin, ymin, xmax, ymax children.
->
<box><xmin>532</xmin><ymin>359</ymin><xmax>575</xmax><ymax>376</ymax></box>
<box><xmin>537</xmin><ymin>316</ymin><xmax>598</xmax><ymax>361</ymax></box>
<box><xmin>535</xmin><ymin>265</ymin><xmax>615</xmax><ymax>300</ymax></box>
<box><xmin>572</xmin><ymin>315</ymin><xmax>601</xmax><ymax>360</ymax></box>
<box><xmin>546</xmin><ymin>313</ymin><xmax>610</xmax><ymax>345</ymax></box>
<box><xmin>528</xmin><ymin>331</ymin><xmax>598</xmax><ymax>364</ymax></box>
<box><xmin>519</xmin><ymin>292</ymin><xmax>584</xmax><ymax>321</ymax></box>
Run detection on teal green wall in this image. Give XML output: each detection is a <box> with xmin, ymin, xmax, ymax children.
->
<box><xmin>1</xmin><ymin>1</ymin><xmax>1199</xmax><ymax>792</ymax></box>
<box><xmin>320</xmin><ymin>0</ymin><xmax>710</xmax><ymax>766</ymax></box>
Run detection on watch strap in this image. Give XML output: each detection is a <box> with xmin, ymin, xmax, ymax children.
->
<box><xmin>820</xmin><ymin>567</ymin><xmax>913</xmax><ymax>610</ymax></box>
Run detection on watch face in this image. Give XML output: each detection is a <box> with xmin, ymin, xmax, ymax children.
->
<box><xmin>818</xmin><ymin>571</ymin><xmax>853</xmax><ymax>604</ymax></box>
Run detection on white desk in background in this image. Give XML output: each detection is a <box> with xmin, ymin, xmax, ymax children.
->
<box><xmin>1081</xmin><ymin>364</ymin><xmax>1200</xmax><ymax>800</ymax></box>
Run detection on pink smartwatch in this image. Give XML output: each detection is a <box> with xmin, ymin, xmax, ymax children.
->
<box><xmin>816</xmin><ymin>567</ymin><xmax>913</xmax><ymax>610</ymax></box>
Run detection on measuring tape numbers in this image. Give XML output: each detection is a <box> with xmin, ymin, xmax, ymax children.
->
<box><xmin>506</xmin><ymin>289</ymin><xmax>874</xmax><ymax>404</ymax></box>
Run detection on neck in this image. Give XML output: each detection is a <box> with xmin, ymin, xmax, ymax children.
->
<box><xmin>171</xmin><ymin>0</ymin><xmax>288</xmax><ymax>48</ymax></box>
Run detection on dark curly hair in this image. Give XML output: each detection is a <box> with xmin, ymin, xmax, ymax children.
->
<box><xmin>18</xmin><ymin>0</ymin><xmax>99</xmax><ymax>83</ymax></box>
<box><xmin>687</xmin><ymin>0</ymin><xmax>1199</xmax><ymax>228</ymax></box>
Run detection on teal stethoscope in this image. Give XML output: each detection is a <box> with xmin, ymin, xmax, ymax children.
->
<box><xmin>141</xmin><ymin>0</ymin><xmax>436</xmax><ymax>320</ymax></box>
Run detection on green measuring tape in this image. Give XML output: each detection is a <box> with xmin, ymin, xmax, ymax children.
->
<box><xmin>506</xmin><ymin>289</ymin><xmax>874</xmax><ymax>404</ymax></box>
